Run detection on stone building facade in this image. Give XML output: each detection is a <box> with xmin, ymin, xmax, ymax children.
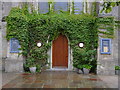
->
<box><xmin>97</xmin><ymin>6</ymin><xmax>120</xmax><ymax>75</ymax></box>
<box><xmin>1</xmin><ymin>2</ymin><xmax>24</xmax><ymax>72</ymax></box>
<box><xmin>0</xmin><ymin>1</ymin><xmax>119</xmax><ymax>75</ymax></box>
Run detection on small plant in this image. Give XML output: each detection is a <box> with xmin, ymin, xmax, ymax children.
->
<box><xmin>115</xmin><ymin>66</ymin><xmax>120</xmax><ymax>70</ymax></box>
<box><xmin>77</xmin><ymin>65</ymin><xmax>84</xmax><ymax>69</ymax></box>
<box><xmin>115</xmin><ymin>65</ymin><xmax>120</xmax><ymax>75</ymax></box>
<box><xmin>24</xmin><ymin>56</ymin><xmax>37</xmax><ymax>73</ymax></box>
<box><xmin>83</xmin><ymin>64</ymin><xmax>92</xmax><ymax>69</ymax></box>
<box><xmin>26</xmin><ymin>57</ymin><xmax>36</xmax><ymax>67</ymax></box>
<box><xmin>36</xmin><ymin>64</ymin><xmax>42</xmax><ymax>73</ymax></box>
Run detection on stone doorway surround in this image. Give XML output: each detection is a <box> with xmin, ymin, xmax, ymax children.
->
<box><xmin>47</xmin><ymin>36</ymin><xmax>73</xmax><ymax>71</ymax></box>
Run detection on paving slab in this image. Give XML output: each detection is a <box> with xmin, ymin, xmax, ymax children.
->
<box><xmin>2</xmin><ymin>71</ymin><xmax>119</xmax><ymax>88</ymax></box>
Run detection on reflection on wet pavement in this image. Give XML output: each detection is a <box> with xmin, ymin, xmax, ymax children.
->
<box><xmin>2</xmin><ymin>71</ymin><xmax>117</xmax><ymax>88</ymax></box>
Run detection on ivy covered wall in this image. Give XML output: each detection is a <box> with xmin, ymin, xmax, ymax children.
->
<box><xmin>6</xmin><ymin>6</ymin><xmax>115</xmax><ymax>73</ymax></box>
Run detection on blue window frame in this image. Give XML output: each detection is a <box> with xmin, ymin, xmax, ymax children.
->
<box><xmin>10</xmin><ymin>38</ymin><xmax>20</xmax><ymax>53</ymax></box>
<box><xmin>100</xmin><ymin>38</ymin><xmax>111</xmax><ymax>54</ymax></box>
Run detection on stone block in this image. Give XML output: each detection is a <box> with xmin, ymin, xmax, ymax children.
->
<box><xmin>2</xmin><ymin>2</ymin><xmax>12</xmax><ymax>16</ymax></box>
<box><xmin>97</xmin><ymin>59</ymin><xmax>116</xmax><ymax>75</ymax></box>
<box><xmin>5</xmin><ymin>59</ymin><xmax>23</xmax><ymax>72</ymax></box>
<box><xmin>2</xmin><ymin>59</ymin><xmax>5</xmax><ymax>71</ymax></box>
<box><xmin>97</xmin><ymin>70</ymin><xmax>115</xmax><ymax>75</ymax></box>
<box><xmin>0</xmin><ymin>33</ymin><xmax>1</xmax><ymax>72</ymax></box>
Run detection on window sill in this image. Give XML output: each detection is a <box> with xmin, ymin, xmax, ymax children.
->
<box><xmin>10</xmin><ymin>51</ymin><xmax>19</xmax><ymax>53</ymax></box>
<box><xmin>98</xmin><ymin>14</ymin><xmax>112</xmax><ymax>17</ymax></box>
<box><xmin>100</xmin><ymin>52</ymin><xmax>111</xmax><ymax>55</ymax></box>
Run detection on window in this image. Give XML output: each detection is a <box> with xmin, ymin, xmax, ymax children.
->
<box><xmin>10</xmin><ymin>38</ymin><xmax>20</xmax><ymax>53</ymax></box>
<box><xmin>74</xmin><ymin>1</ymin><xmax>83</xmax><ymax>14</ymax></box>
<box><xmin>38</xmin><ymin>1</ymin><xmax>83</xmax><ymax>14</ymax></box>
<box><xmin>54</xmin><ymin>2</ymin><xmax>68</xmax><ymax>12</ymax></box>
<box><xmin>38</xmin><ymin>2</ymin><xmax>49</xmax><ymax>14</ymax></box>
<box><xmin>100</xmin><ymin>38</ymin><xmax>111</xmax><ymax>54</ymax></box>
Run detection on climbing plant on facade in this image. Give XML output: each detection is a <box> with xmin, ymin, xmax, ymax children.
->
<box><xmin>6</xmin><ymin>6</ymin><xmax>115</xmax><ymax>73</ymax></box>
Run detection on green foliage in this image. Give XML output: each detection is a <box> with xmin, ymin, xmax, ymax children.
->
<box><xmin>25</xmin><ymin>57</ymin><xmax>36</xmax><ymax>67</ymax></box>
<box><xmin>97</xmin><ymin>17</ymin><xmax>115</xmax><ymax>38</ymax></box>
<box><xmin>83</xmin><ymin>65</ymin><xmax>92</xmax><ymax>69</ymax></box>
<box><xmin>100</xmin><ymin>2</ymin><xmax>120</xmax><ymax>13</ymax></box>
<box><xmin>91</xmin><ymin>2</ymin><xmax>97</xmax><ymax>16</ymax></box>
<box><xmin>115</xmin><ymin>66</ymin><xmax>120</xmax><ymax>70</ymax></box>
<box><xmin>6</xmin><ymin>6</ymin><xmax>115</xmax><ymax>73</ymax></box>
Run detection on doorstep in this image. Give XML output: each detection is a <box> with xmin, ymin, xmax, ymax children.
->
<box><xmin>46</xmin><ymin>66</ymin><xmax>72</xmax><ymax>71</ymax></box>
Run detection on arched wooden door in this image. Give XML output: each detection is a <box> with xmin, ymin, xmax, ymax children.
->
<box><xmin>52</xmin><ymin>34</ymin><xmax>68</xmax><ymax>68</ymax></box>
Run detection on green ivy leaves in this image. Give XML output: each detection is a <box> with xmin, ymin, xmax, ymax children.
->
<box><xmin>6</xmin><ymin>7</ymin><xmax>115</xmax><ymax>73</ymax></box>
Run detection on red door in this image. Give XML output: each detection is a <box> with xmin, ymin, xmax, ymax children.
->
<box><xmin>52</xmin><ymin>34</ymin><xmax>68</xmax><ymax>68</ymax></box>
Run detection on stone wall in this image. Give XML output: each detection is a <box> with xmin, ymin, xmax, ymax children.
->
<box><xmin>1</xmin><ymin>2</ymin><xmax>119</xmax><ymax>74</ymax></box>
<box><xmin>118</xmin><ymin>5</ymin><xmax>120</xmax><ymax>68</ymax></box>
<box><xmin>2</xmin><ymin>2</ymin><xmax>12</xmax><ymax>71</ymax></box>
<box><xmin>97</xmin><ymin>6</ymin><xmax>119</xmax><ymax>75</ymax></box>
<box><xmin>2</xmin><ymin>2</ymin><xmax>24</xmax><ymax>72</ymax></box>
<box><xmin>0</xmin><ymin>1</ymin><xmax>2</xmax><ymax>70</ymax></box>
<box><xmin>1</xmin><ymin>1</ymin><xmax>38</xmax><ymax>72</ymax></box>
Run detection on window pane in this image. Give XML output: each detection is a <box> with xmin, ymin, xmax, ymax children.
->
<box><xmin>74</xmin><ymin>1</ymin><xmax>83</xmax><ymax>14</ymax></box>
<box><xmin>54</xmin><ymin>2</ymin><xmax>68</xmax><ymax>12</ymax></box>
<box><xmin>102</xmin><ymin>40</ymin><xmax>109</xmax><ymax>46</ymax></box>
<box><xmin>10</xmin><ymin>38</ymin><xmax>19</xmax><ymax>53</ymax></box>
<box><xmin>102</xmin><ymin>40</ymin><xmax>109</xmax><ymax>52</ymax></box>
<box><xmin>101</xmin><ymin>39</ymin><xmax>111</xmax><ymax>54</ymax></box>
<box><xmin>39</xmin><ymin>2</ymin><xmax>49</xmax><ymax>14</ymax></box>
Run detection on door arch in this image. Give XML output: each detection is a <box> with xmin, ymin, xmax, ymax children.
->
<box><xmin>52</xmin><ymin>34</ymin><xmax>68</xmax><ymax>68</ymax></box>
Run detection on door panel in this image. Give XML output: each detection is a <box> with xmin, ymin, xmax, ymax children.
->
<box><xmin>52</xmin><ymin>34</ymin><xmax>68</xmax><ymax>67</ymax></box>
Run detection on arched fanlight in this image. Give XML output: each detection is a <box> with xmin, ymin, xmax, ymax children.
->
<box><xmin>37</xmin><ymin>42</ymin><xmax>42</xmax><ymax>47</ymax></box>
<box><xmin>78</xmin><ymin>42</ymin><xmax>84</xmax><ymax>48</ymax></box>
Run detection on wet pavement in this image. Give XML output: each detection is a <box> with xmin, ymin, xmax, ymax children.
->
<box><xmin>2</xmin><ymin>72</ymin><xmax>20</xmax><ymax>86</ymax></box>
<box><xmin>2</xmin><ymin>71</ymin><xmax>118</xmax><ymax>88</ymax></box>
